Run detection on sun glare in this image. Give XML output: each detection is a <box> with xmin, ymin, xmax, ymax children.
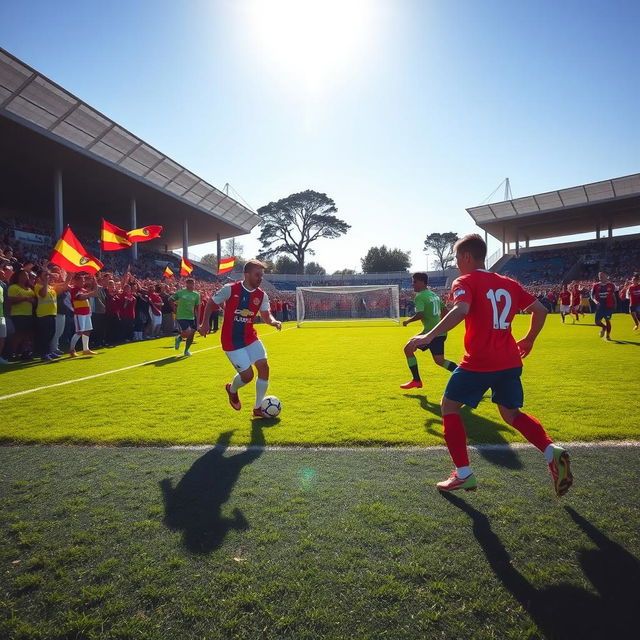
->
<box><xmin>244</xmin><ymin>0</ymin><xmax>378</xmax><ymax>93</ymax></box>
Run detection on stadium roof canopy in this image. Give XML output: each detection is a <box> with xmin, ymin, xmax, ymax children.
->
<box><xmin>0</xmin><ymin>48</ymin><xmax>261</xmax><ymax>249</ymax></box>
<box><xmin>466</xmin><ymin>173</ymin><xmax>640</xmax><ymax>244</ymax></box>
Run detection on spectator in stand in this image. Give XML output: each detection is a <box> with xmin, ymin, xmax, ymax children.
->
<box><xmin>282</xmin><ymin>300</ymin><xmax>290</xmax><ymax>323</ymax></box>
<box><xmin>7</xmin><ymin>269</ymin><xmax>35</xmax><ymax>360</ymax></box>
<box><xmin>276</xmin><ymin>298</ymin><xmax>283</xmax><ymax>322</ymax></box>
<box><xmin>148</xmin><ymin>284</ymin><xmax>163</xmax><ymax>338</ymax></box>
<box><xmin>132</xmin><ymin>281</ymin><xmax>150</xmax><ymax>341</ymax></box>
<box><xmin>68</xmin><ymin>273</ymin><xmax>99</xmax><ymax>357</ymax></box>
<box><xmin>0</xmin><ymin>266</ymin><xmax>7</xmax><ymax>365</ymax></box>
<box><xmin>104</xmin><ymin>277</ymin><xmax>121</xmax><ymax>345</ymax></box>
<box><xmin>119</xmin><ymin>283</ymin><xmax>136</xmax><ymax>342</ymax></box>
<box><xmin>34</xmin><ymin>268</ymin><xmax>68</xmax><ymax>361</ymax></box>
<box><xmin>160</xmin><ymin>284</ymin><xmax>175</xmax><ymax>336</ymax></box>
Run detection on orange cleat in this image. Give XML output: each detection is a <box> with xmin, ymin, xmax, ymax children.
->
<box><xmin>252</xmin><ymin>407</ymin><xmax>267</xmax><ymax>418</ymax></box>
<box><xmin>400</xmin><ymin>380</ymin><xmax>423</xmax><ymax>390</ymax></box>
<box><xmin>436</xmin><ymin>471</ymin><xmax>477</xmax><ymax>492</ymax></box>
<box><xmin>225</xmin><ymin>383</ymin><xmax>241</xmax><ymax>411</ymax></box>
<box><xmin>82</xmin><ymin>350</ymin><xmax>98</xmax><ymax>356</ymax></box>
<box><xmin>68</xmin><ymin>350</ymin><xmax>77</xmax><ymax>358</ymax></box>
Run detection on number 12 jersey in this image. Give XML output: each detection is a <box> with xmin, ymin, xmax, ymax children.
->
<box><xmin>450</xmin><ymin>270</ymin><xmax>536</xmax><ymax>372</ymax></box>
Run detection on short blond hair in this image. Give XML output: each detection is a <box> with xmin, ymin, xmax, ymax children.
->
<box><xmin>244</xmin><ymin>259</ymin><xmax>266</xmax><ymax>273</ymax></box>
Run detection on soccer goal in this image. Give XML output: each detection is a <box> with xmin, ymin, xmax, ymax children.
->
<box><xmin>295</xmin><ymin>285</ymin><xmax>400</xmax><ymax>326</ymax></box>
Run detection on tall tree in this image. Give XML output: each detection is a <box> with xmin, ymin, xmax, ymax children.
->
<box><xmin>333</xmin><ymin>268</ymin><xmax>356</xmax><ymax>275</ymax></box>
<box><xmin>305</xmin><ymin>261</ymin><xmax>326</xmax><ymax>275</ymax></box>
<box><xmin>424</xmin><ymin>232</ymin><xmax>459</xmax><ymax>273</ymax></box>
<box><xmin>257</xmin><ymin>190</ymin><xmax>350</xmax><ymax>274</ymax></box>
<box><xmin>223</xmin><ymin>238</ymin><xmax>244</xmax><ymax>259</ymax></box>
<box><xmin>361</xmin><ymin>246</ymin><xmax>411</xmax><ymax>273</ymax></box>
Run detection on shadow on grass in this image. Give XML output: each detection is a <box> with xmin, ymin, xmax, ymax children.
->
<box><xmin>611</xmin><ymin>339</ymin><xmax>640</xmax><ymax>346</ymax></box>
<box><xmin>441</xmin><ymin>494</ymin><xmax>639</xmax><ymax>638</ymax></box>
<box><xmin>142</xmin><ymin>355</ymin><xmax>183</xmax><ymax>367</ymax></box>
<box><xmin>405</xmin><ymin>394</ymin><xmax>523</xmax><ymax>470</ymax></box>
<box><xmin>160</xmin><ymin>424</ymin><xmax>265</xmax><ymax>554</ymax></box>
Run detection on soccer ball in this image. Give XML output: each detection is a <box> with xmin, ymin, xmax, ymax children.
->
<box><xmin>261</xmin><ymin>395</ymin><xmax>282</xmax><ymax>418</ymax></box>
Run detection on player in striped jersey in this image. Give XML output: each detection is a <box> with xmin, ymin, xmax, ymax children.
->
<box><xmin>199</xmin><ymin>260</ymin><xmax>281</xmax><ymax>418</ymax></box>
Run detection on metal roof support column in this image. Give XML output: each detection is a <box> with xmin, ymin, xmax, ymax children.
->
<box><xmin>53</xmin><ymin>169</ymin><xmax>64</xmax><ymax>240</ymax></box>
<box><xmin>183</xmin><ymin>218</ymin><xmax>189</xmax><ymax>260</ymax></box>
<box><xmin>595</xmin><ymin>222</ymin><xmax>600</xmax><ymax>240</ymax></box>
<box><xmin>608</xmin><ymin>221</ymin><xmax>613</xmax><ymax>238</ymax></box>
<box><xmin>130</xmin><ymin>198</ymin><xmax>138</xmax><ymax>261</ymax></box>
<box><xmin>525</xmin><ymin>236</ymin><xmax>529</xmax><ymax>248</ymax></box>
<box><xmin>216</xmin><ymin>233</ymin><xmax>221</xmax><ymax>272</ymax></box>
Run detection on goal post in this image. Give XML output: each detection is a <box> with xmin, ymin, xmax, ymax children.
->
<box><xmin>295</xmin><ymin>285</ymin><xmax>400</xmax><ymax>327</ymax></box>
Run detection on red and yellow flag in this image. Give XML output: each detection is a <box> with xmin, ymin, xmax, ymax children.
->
<box><xmin>101</xmin><ymin>219</ymin><xmax>132</xmax><ymax>251</ymax></box>
<box><xmin>217</xmin><ymin>256</ymin><xmax>235</xmax><ymax>274</ymax></box>
<box><xmin>50</xmin><ymin>226</ymin><xmax>103</xmax><ymax>275</ymax></box>
<box><xmin>162</xmin><ymin>265</ymin><xmax>174</xmax><ymax>278</ymax></box>
<box><xmin>127</xmin><ymin>225</ymin><xmax>163</xmax><ymax>243</ymax></box>
<box><xmin>180</xmin><ymin>257</ymin><xmax>193</xmax><ymax>277</ymax></box>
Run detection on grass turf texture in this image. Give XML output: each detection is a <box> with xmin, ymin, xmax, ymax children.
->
<box><xmin>1</xmin><ymin>315</ymin><xmax>639</xmax><ymax>446</ymax></box>
<box><xmin>1</xmin><ymin>443</ymin><xmax>638</xmax><ymax>639</ymax></box>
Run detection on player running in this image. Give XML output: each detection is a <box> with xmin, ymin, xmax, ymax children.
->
<box><xmin>558</xmin><ymin>284</ymin><xmax>571</xmax><ymax>324</ymax></box>
<box><xmin>622</xmin><ymin>273</ymin><xmax>640</xmax><ymax>330</ymax></box>
<box><xmin>569</xmin><ymin>282</ymin><xmax>581</xmax><ymax>323</ymax></box>
<box><xmin>170</xmin><ymin>277</ymin><xmax>200</xmax><ymax>356</ymax></box>
<box><xmin>198</xmin><ymin>259</ymin><xmax>281</xmax><ymax>418</ymax></box>
<box><xmin>401</xmin><ymin>272</ymin><xmax>457</xmax><ymax>390</ymax></box>
<box><xmin>591</xmin><ymin>272</ymin><xmax>617</xmax><ymax>341</ymax></box>
<box><xmin>407</xmin><ymin>234</ymin><xmax>572</xmax><ymax>497</ymax></box>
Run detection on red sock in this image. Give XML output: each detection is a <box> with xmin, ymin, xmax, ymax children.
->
<box><xmin>443</xmin><ymin>413</ymin><xmax>469</xmax><ymax>467</ymax></box>
<box><xmin>511</xmin><ymin>413</ymin><xmax>553</xmax><ymax>453</ymax></box>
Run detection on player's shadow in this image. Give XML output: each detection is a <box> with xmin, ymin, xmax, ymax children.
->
<box><xmin>405</xmin><ymin>395</ymin><xmax>523</xmax><ymax>470</ymax></box>
<box><xmin>611</xmin><ymin>339</ymin><xmax>640</xmax><ymax>346</ymax></box>
<box><xmin>142</xmin><ymin>356</ymin><xmax>184</xmax><ymax>367</ymax></box>
<box><xmin>441</xmin><ymin>494</ymin><xmax>639</xmax><ymax>638</ymax></box>
<box><xmin>160</xmin><ymin>425</ymin><xmax>265</xmax><ymax>554</ymax></box>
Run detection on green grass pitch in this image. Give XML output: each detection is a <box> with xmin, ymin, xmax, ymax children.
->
<box><xmin>0</xmin><ymin>314</ymin><xmax>639</xmax><ymax>446</ymax></box>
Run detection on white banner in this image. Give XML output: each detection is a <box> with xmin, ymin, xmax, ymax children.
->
<box><xmin>14</xmin><ymin>230</ymin><xmax>51</xmax><ymax>246</ymax></box>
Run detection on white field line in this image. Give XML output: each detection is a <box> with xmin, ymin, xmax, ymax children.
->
<box><xmin>0</xmin><ymin>327</ymin><xmax>296</xmax><ymax>402</ymax></box>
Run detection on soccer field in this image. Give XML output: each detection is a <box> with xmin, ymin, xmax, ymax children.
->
<box><xmin>1</xmin><ymin>314</ymin><xmax>639</xmax><ymax>446</ymax></box>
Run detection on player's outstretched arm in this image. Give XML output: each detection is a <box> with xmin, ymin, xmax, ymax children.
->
<box><xmin>260</xmin><ymin>310</ymin><xmax>281</xmax><ymax>331</ymax></box>
<box><xmin>407</xmin><ymin>302</ymin><xmax>469</xmax><ymax>349</ymax></box>
<box><xmin>402</xmin><ymin>311</ymin><xmax>424</xmax><ymax>327</ymax></box>
<box><xmin>517</xmin><ymin>299</ymin><xmax>548</xmax><ymax>358</ymax></box>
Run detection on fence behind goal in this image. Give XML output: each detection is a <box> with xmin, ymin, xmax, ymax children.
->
<box><xmin>295</xmin><ymin>285</ymin><xmax>400</xmax><ymax>326</ymax></box>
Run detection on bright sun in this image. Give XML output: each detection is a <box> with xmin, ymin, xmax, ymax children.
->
<box><xmin>243</xmin><ymin>0</ymin><xmax>378</xmax><ymax>93</ymax></box>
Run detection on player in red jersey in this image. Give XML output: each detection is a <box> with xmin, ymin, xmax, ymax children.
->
<box><xmin>569</xmin><ymin>282</ymin><xmax>581</xmax><ymax>323</ymax></box>
<box><xmin>407</xmin><ymin>234</ymin><xmax>572</xmax><ymax>496</ymax></box>
<box><xmin>591</xmin><ymin>272</ymin><xmax>617</xmax><ymax>341</ymax></box>
<box><xmin>558</xmin><ymin>284</ymin><xmax>571</xmax><ymax>324</ymax></box>
<box><xmin>199</xmin><ymin>259</ymin><xmax>281</xmax><ymax>418</ymax></box>
<box><xmin>622</xmin><ymin>273</ymin><xmax>640</xmax><ymax>330</ymax></box>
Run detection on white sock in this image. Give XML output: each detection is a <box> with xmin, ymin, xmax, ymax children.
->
<box><xmin>70</xmin><ymin>334</ymin><xmax>80</xmax><ymax>351</ymax></box>
<box><xmin>230</xmin><ymin>374</ymin><xmax>248</xmax><ymax>393</ymax></box>
<box><xmin>81</xmin><ymin>335</ymin><xmax>90</xmax><ymax>351</ymax></box>
<box><xmin>544</xmin><ymin>444</ymin><xmax>556</xmax><ymax>463</ymax></box>
<box><xmin>254</xmin><ymin>378</ymin><xmax>269</xmax><ymax>408</ymax></box>
<box><xmin>456</xmin><ymin>466</ymin><xmax>472</xmax><ymax>479</ymax></box>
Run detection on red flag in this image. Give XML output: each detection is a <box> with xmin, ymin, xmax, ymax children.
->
<box><xmin>127</xmin><ymin>225</ymin><xmax>163</xmax><ymax>243</ymax></box>
<box><xmin>180</xmin><ymin>257</ymin><xmax>194</xmax><ymax>277</ymax></box>
<box><xmin>217</xmin><ymin>256</ymin><xmax>235</xmax><ymax>274</ymax></box>
<box><xmin>163</xmin><ymin>265</ymin><xmax>174</xmax><ymax>278</ymax></box>
<box><xmin>50</xmin><ymin>226</ymin><xmax>103</xmax><ymax>275</ymax></box>
<box><xmin>101</xmin><ymin>219</ymin><xmax>132</xmax><ymax>251</ymax></box>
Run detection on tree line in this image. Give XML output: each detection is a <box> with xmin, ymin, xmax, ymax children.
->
<box><xmin>202</xmin><ymin>189</ymin><xmax>460</xmax><ymax>275</ymax></box>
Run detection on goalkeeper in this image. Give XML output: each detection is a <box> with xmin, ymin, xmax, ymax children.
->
<box><xmin>400</xmin><ymin>272</ymin><xmax>457</xmax><ymax>390</ymax></box>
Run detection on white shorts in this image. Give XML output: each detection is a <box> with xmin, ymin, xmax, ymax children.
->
<box><xmin>560</xmin><ymin>305</ymin><xmax>571</xmax><ymax>314</ymax></box>
<box><xmin>225</xmin><ymin>340</ymin><xmax>267</xmax><ymax>372</ymax></box>
<box><xmin>74</xmin><ymin>314</ymin><xmax>93</xmax><ymax>332</ymax></box>
<box><xmin>0</xmin><ymin>316</ymin><xmax>6</xmax><ymax>339</ymax></box>
<box><xmin>150</xmin><ymin>313</ymin><xmax>162</xmax><ymax>327</ymax></box>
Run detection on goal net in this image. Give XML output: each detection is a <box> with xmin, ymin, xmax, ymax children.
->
<box><xmin>295</xmin><ymin>285</ymin><xmax>400</xmax><ymax>326</ymax></box>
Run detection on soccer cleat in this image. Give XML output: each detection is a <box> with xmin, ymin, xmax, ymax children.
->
<box><xmin>252</xmin><ymin>407</ymin><xmax>268</xmax><ymax>418</ymax></box>
<box><xmin>599</xmin><ymin>328</ymin><xmax>605</xmax><ymax>338</ymax></box>
<box><xmin>174</xmin><ymin>336</ymin><xmax>182</xmax><ymax>350</ymax></box>
<box><xmin>548</xmin><ymin>447</ymin><xmax>573</xmax><ymax>497</ymax></box>
<box><xmin>436</xmin><ymin>471</ymin><xmax>477</xmax><ymax>492</ymax></box>
<box><xmin>184</xmin><ymin>350</ymin><xmax>192</xmax><ymax>356</ymax></box>
<box><xmin>68</xmin><ymin>350</ymin><xmax>77</xmax><ymax>358</ymax></box>
<box><xmin>605</xmin><ymin>335</ymin><xmax>612</xmax><ymax>342</ymax></box>
<box><xmin>400</xmin><ymin>380</ymin><xmax>423</xmax><ymax>390</ymax></box>
<box><xmin>225</xmin><ymin>383</ymin><xmax>241</xmax><ymax>411</ymax></box>
<box><xmin>82</xmin><ymin>350</ymin><xmax>98</xmax><ymax>356</ymax></box>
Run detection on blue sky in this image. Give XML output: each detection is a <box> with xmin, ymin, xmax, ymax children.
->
<box><xmin>1</xmin><ymin>0</ymin><xmax>639</xmax><ymax>271</ymax></box>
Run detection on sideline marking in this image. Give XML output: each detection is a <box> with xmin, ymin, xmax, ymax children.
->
<box><xmin>0</xmin><ymin>327</ymin><xmax>295</xmax><ymax>401</ymax></box>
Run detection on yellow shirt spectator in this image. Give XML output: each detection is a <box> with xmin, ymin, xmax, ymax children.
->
<box><xmin>34</xmin><ymin>284</ymin><xmax>57</xmax><ymax>317</ymax></box>
<box><xmin>8</xmin><ymin>284</ymin><xmax>35</xmax><ymax>316</ymax></box>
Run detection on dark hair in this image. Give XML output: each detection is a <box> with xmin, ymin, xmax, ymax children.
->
<box><xmin>412</xmin><ymin>272</ymin><xmax>428</xmax><ymax>284</ymax></box>
<box><xmin>454</xmin><ymin>234</ymin><xmax>487</xmax><ymax>261</ymax></box>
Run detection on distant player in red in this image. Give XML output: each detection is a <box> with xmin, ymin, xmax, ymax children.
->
<box><xmin>569</xmin><ymin>282</ymin><xmax>581</xmax><ymax>323</ymax></box>
<box><xmin>408</xmin><ymin>234</ymin><xmax>572</xmax><ymax>496</ymax></box>
<box><xmin>622</xmin><ymin>273</ymin><xmax>640</xmax><ymax>330</ymax></box>
<box><xmin>591</xmin><ymin>272</ymin><xmax>617</xmax><ymax>341</ymax></box>
<box><xmin>198</xmin><ymin>259</ymin><xmax>281</xmax><ymax>418</ymax></box>
<box><xmin>558</xmin><ymin>284</ymin><xmax>571</xmax><ymax>324</ymax></box>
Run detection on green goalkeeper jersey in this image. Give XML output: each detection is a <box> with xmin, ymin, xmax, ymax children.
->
<box><xmin>414</xmin><ymin>289</ymin><xmax>445</xmax><ymax>335</ymax></box>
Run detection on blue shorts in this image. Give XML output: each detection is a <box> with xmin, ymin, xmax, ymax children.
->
<box><xmin>444</xmin><ymin>367</ymin><xmax>524</xmax><ymax>410</ymax></box>
<box><xmin>178</xmin><ymin>319</ymin><xmax>197</xmax><ymax>331</ymax></box>
<box><xmin>595</xmin><ymin>306</ymin><xmax>613</xmax><ymax>321</ymax></box>
<box><xmin>417</xmin><ymin>334</ymin><xmax>446</xmax><ymax>356</ymax></box>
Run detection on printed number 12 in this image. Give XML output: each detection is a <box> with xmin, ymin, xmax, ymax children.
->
<box><xmin>486</xmin><ymin>289</ymin><xmax>512</xmax><ymax>329</ymax></box>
